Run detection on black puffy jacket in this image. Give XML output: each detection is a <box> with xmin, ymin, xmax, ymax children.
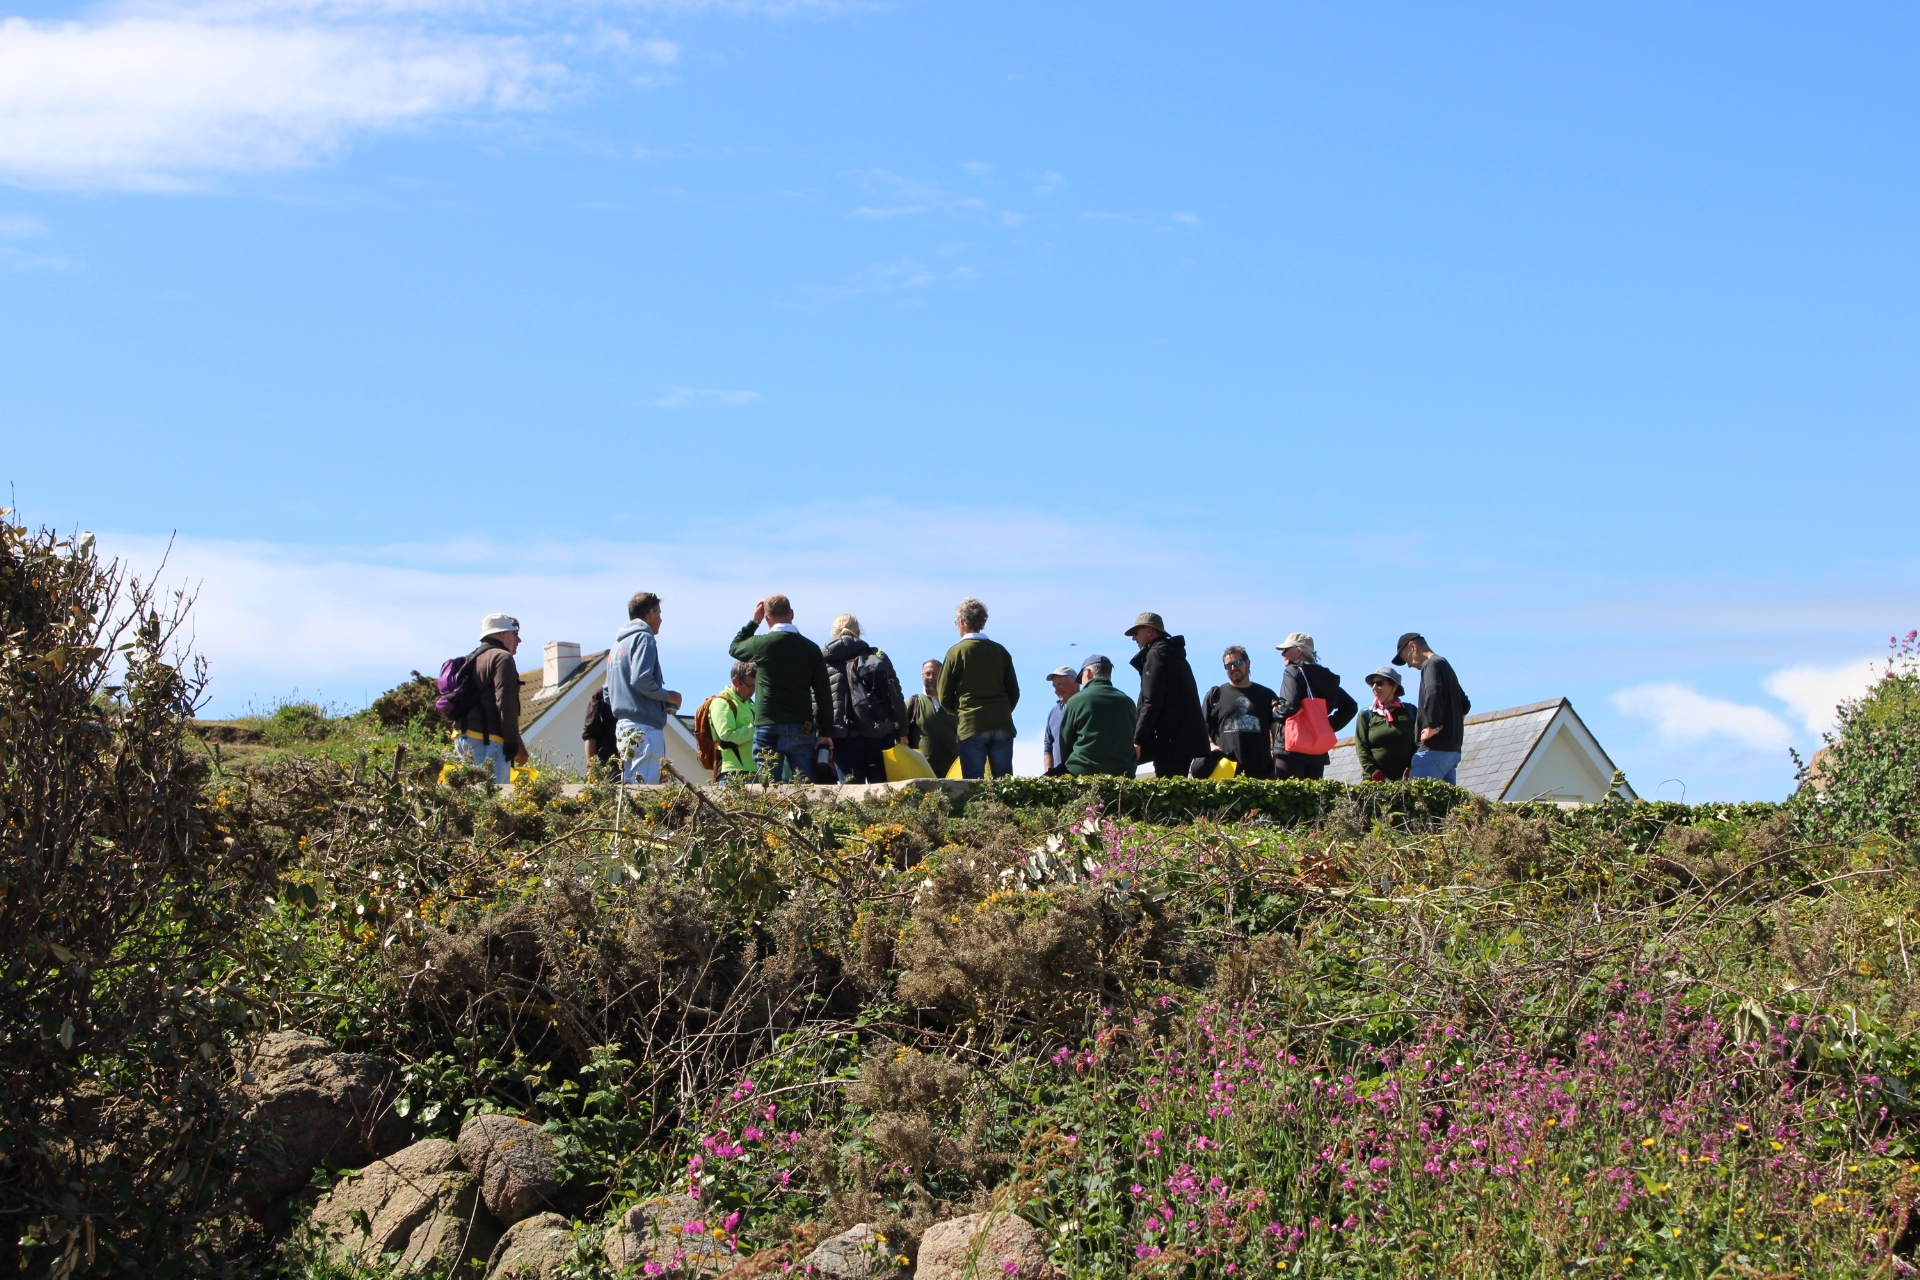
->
<box><xmin>1130</xmin><ymin>634</ymin><xmax>1210</xmax><ymax>761</ymax></box>
<box><xmin>821</xmin><ymin>635</ymin><xmax>908</xmax><ymax>740</ymax></box>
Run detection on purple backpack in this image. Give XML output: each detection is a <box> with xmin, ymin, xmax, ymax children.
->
<box><xmin>434</xmin><ymin>645</ymin><xmax>487</xmax><ymax>721</ymax></box>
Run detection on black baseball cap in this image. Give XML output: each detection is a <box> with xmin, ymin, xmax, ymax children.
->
<box><xmin>1390</xmin><ymin>632</ymin><xmax>1426</xmax><ymax>666</ymax></box>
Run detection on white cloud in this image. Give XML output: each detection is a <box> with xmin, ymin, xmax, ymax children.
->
<box><xmin>1612</xmin><ymin>682</ymin><xmax>1794</xmax><ymax>751</ymax></box>
<box><xmin>0</xmin><ymin>212</ymin><xmax>47</xmax><ymax>237</ymax></box>
<box><xmin>649</xmin><ymin>385</ymin><xmax>761</xmax><ymax>408</ymax></box>
<box><xmin>0</xmin><ymin>15</ymin><xmax>557</xmax><ymax>188</ymax></box>
<box><xmin>99</xmin><ymin>503</ymin><xmax>1261</xmax><ymax>716</ymax></box>
<box><xmin>1763</xmin><ymin>655</ymin><xmax>1883</xmax><ymax>737</ymax></box>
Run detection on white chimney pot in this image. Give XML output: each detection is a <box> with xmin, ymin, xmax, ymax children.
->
<box><xmin>543</xmin><ymin>641</ymin><xmax>582</xmax><ymax>690</ymax></box>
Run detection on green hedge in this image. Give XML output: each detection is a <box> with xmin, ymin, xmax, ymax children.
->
<box><xmin>976</xmin><ymin>776</ymin><xmax>1467</xmax><ymax>826</ymax></box>
<box><xmin>975</xmin><ymin>776</ymin><xmax>1788</xmax><ymax>832</ymax></box>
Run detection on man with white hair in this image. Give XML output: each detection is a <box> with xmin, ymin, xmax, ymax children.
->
<box><xmin>451</xmin><ymin>612</ymin><xmax>528</xmax><ymax>785</ymax></box>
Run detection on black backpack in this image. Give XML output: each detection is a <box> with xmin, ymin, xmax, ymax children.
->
<box><xmin>846</xmin><ymin>650</ymin><xmax>898</xmax><ymax>738</ymax></box>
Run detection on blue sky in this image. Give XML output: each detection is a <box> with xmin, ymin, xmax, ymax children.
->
<box><xmin>4</xmin><ymin>1</ymin><xmax>1916</xmax><ymax>797</ymax></box>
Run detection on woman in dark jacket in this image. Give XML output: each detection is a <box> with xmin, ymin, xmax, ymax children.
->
<box><xmin>1353</xmin><ymin>666</ymin><xmax>1418</xmax><ymax>781</ymax></box>
<box><xmin>1271</xmin><ymin>631</ymin><xmax>1358</xmax><ymax>780</ymax></box>
<box><xmin>822</xmin><ymin>613</ymin><xmax>908</xmax><ymax>784</ymax></box>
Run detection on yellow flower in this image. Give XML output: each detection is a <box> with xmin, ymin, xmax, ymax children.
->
<box><xmin>1769</xmin><ymin>1141</ymin><xmax>1784</xmax><ymax>1151</ymax></box>
<box><xmin>1641</xmin><ymin>1137</ymin><xmax>1656</xmax><ymax>1147</ymax></box>
<box><xmin>1810</xmin><ymin>1195</ymin><xmax>1829</xmax><ymax>1207</ymax></box>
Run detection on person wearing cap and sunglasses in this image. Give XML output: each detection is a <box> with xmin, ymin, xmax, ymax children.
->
<box><xmin>451</xmin><ymin>612</ymin><xmax>529</xmax><ymax>784</ymax></box>
<box><xmin>1392</xmin><ymin>632</ymin><xmax>1470</xmax><ymax>784</ymax></box>
<box><xmin>1272</xmin><ymin>631</ymin><xmax>1358</xmax><ymax>780</ymax></box>
<box><xmin>1126</xmin><ymin>611</ymin><xmax>1211</xmax><ymax>779</ymax></box>
<box><xmin>1040</xmin><ymin>664</ymin><xmax>1081</xmax><ymax>775</ymax></box>
<box><xmin>1202</xmin><ymin>646</ymin><xmax>1278</xmax><ymax>779</ymax></box>
<box><xmin>1354</xmin><ymin>666</ymin><xmax>1418</xmax><ymax>781</ymax></box>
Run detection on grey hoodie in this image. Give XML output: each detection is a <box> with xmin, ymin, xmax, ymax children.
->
<box><xmin>609</xmin><ymin>618</ymin><xmax>670</xmax><ymax>728</ymax></box>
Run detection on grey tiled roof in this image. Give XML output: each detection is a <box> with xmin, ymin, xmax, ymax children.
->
<box><xmin>1326</xmin><ymin>698</ymin><xmax>1569</xmax><ymax>799</ymax></box>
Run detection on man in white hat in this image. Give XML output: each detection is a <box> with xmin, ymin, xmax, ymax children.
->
<box><xmin>451</xmin><ymin>612</ymin><xmax>527</xmax><ymax>784</ymax></box>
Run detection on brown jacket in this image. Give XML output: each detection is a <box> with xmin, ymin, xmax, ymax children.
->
<box><xmin>458</xmin><ymin>638</ymin><xmax>522</xmax><ymax>753</ymax></box>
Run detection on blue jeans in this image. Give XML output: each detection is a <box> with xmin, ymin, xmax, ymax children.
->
<box><xmin>1409</xmin><ymin>748</ymin><xmax>1462</xmax><ymax>784</ymax></box>
<box><xmin>616</xmin><ymin>719</ymin><xmax>664</xmax><ymax>785</ymax></box>
<box><xmin>754</xmin><ymin>723</ymin><xmax>815</xmax><ymax>782</ymax></box>
<box><xmin>957</xmin><ymin>729</ymin><xmax>1015</xmax><ymax>780</ymax></box>
<box><xmin>451</xmin><ymin>734</ymin><xmax>510</xmax><ymax>784</ymax></box>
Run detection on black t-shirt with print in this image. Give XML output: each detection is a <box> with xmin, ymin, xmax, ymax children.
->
<box><xmin>1205</xmin><ymin>681</ymin><xmax>1277</xmax><ymax>760</ymax></box>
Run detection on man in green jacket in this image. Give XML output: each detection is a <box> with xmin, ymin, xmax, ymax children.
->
<box><xmin>728</xmin><ymin>595</ymin><xmax>834</xmax><ymax>782</ymax></box>
<box><xmin>906</xmin><ymin>658</ymin><xmax>961</xmax><ymax>778</ymax></box>
<box><xmin>1057</xmin><ymin>655</ymin><xmax>1138</xmax><ymax>778</ymax></box>
<box><xmin>936</xmin><ymin>597</ymin><xmax>1020</xmax><ymax>779</ymax></box>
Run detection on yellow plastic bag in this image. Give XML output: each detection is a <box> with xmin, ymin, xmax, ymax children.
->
<box><xmin>883</xmin><ymin>745</ymin><xmax>937</xmax><ymax>781</ymax></box>
<box><xmin>1208</xmin><ymin>756</ymin><xmax>1239</xmax><ymax>781</ymax></box>
<box><xmin>944</xmin><ymin>756</ymin><xmax>993</xmax><ymax>780</ymax></box>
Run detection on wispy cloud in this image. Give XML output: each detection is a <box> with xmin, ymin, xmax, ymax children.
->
<box><xmin>0</xmin><ymin>209</ymin><xmax>68</xmax><ymax>268</ymax></box>
<box><xmin>1077</xmin><ymin>209</ymin><xmax>1200</xmax><ymax>232</ymax></box>
<box><xmin>845</xmin><ymin>167</ymin><xmax>1025</xmax><ymax>226</ymax></box>
<box><xmin>0</xmin><ymin>0</ymin><xmax>858</xmax><ymax>190</ymax></box>
<box><xmin>1612</xmin><ymin>682</ymin><xmax>1794</xmax><ymax>751</ymax></box>
<box><xmin>0</xmin><ymin>15</ymin><xmax>559</xmax><ymax>189</ymax></box>
<box><xmin>102</xmin><ymin>501</ymin><xmax>1242</xmax><ymax>714</ymax></box>
<box><xmin>815</xmin><ymin>255</ymin><xmax>977</xmax><ymax>300</ymax></box>
<box><xmin>1762</xmin><ymin>655</ymin><xmax>1882</xmax><ymax>736</ymax></box>
<box><xmin>649</xmin><ymin>385</ymin><xmax>761</xmax><ymax>408</ymax></box>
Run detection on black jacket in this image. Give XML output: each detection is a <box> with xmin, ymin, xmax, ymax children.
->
<box><xmin>1274</xmin><ymin>663</ymin><xmax>1359</xmax><ymax>760</ymax></box>
<box><xmin>821</xmin><ymin>636</ymin><xmax>908</xmax><ymax>740</ymax></box>
<box><xmin>1130</xmin><ymin>634</ymin><xmax>1210</xmax><ymax>761</ymax></box>
<box><xmin>1414</xmin><ymin>654</ymin><xmax>1470</xmax><ymax>753</ymax></box>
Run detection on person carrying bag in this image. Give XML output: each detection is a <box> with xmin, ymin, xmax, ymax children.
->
<box><xmin>1272</xmin><ymin>631</ymin><xmax>1357</xmax><ymax>780</ymax></box>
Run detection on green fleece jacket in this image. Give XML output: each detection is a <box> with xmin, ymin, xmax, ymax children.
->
<box><xmin>728</xmin><ymin>623</ymin><xmax>834</xmax><ymax>730</ymax></box>
<box><xmin>1353</xmin><ymin>702</ymin><xmax>1419</xmax><ymax>780</ymax></box>
<box><xmin>935</xmin><ymin>636</ymin><xmax>1020</xmax><ymax>739</ymax></box>
<box><xmin>1059</xmin><ymin>677</ymin><xmax>1138</xmax><ymax>777</ymax></box>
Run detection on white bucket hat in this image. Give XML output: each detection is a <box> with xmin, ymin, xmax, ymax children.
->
<box><xmin>480</xmin><ymin>612</ymin><xmax>520</xmax><ymax>638</ymax></box>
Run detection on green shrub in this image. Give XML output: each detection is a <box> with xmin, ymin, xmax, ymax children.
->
<box><xmin>0</xmin><ymin>516</ymin><xmax>286</xmax><ymax>1276</ymax></box>
<box><xmin>1794</xmin><ymin>631</ymin><xmax>1920</xmax><ymax>843</ymax></box>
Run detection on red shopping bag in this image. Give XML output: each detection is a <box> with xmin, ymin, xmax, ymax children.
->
<box><xmin>1282</xmin><ymin>666</ymin><xmax>1336</xmax><ymax>755</ymax></box>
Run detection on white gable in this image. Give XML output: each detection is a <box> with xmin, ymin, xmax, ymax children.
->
<box><xmin>1326</xmin><ymin>698</ymin><xmax>1633</xmax><ymax>803</ymax></box>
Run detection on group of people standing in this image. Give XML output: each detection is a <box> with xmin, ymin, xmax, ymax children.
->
<box><xmin>447</xmin><ymin>594</ymin><xmax>1471</xmax><ymax>788</ymax></box>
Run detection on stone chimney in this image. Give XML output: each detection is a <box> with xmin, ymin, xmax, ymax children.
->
<box><xmin>543</xmin><ymin>641</ymin><xmax>582</xmax><ymax>691</ymax></box>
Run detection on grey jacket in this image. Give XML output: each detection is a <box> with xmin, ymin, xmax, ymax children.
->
<box><xmin>609</xmin><ymin>618</ymin><xmax>671</xmax><ymax>728</ymax></box>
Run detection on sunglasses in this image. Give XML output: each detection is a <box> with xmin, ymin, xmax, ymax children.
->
<box><xmin>1223</xmin><ymin>658</ymin><xmax>1248</xmax><ymax>669</ymax></box>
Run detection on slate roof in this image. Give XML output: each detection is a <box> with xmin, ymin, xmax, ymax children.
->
<box><xmin>1325</xmin><ymin>698</ymin><xmax>1577</xmax><ymax>799</ymax></box>
<box><xmin>517</xmin><ymin>649</ymin><xmax>609</xmax><ymax>734</ymax></box>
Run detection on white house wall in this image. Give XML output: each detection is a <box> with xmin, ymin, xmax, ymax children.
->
<box><xmin>523</xmin><ymin>667</ymin><xmax>603</xmax><ymax>777</ymax></box>
<box><xmin>523</xmin><ymin>667</ymin><xmax>707</xmax><ymax>782</ymax></box>
<box><xmin>1503</xmin><ymin>708</ymin><xmax>1634</xmax><ymax>802</ymax></box>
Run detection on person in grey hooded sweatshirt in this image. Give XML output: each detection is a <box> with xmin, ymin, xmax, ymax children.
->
<box><xmin>609</xmin><ymin>591</ymin><xmax>682</xmax><ymax>783</ymax></box>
